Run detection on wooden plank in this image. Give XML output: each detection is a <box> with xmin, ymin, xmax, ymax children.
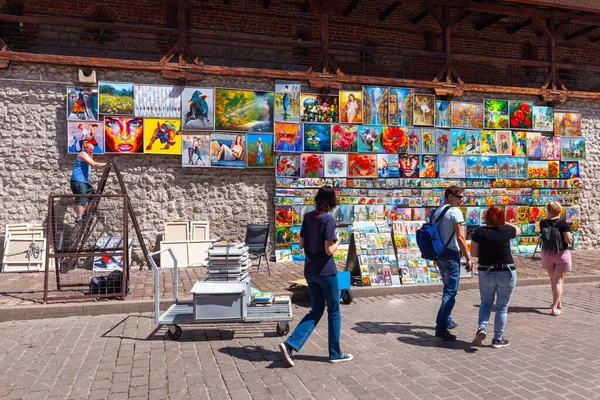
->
<box><xmin>378</xmin><ymin>2</ymin><xmax>402</xmax><ymax>21</ymax></box>
<box><xmin>476</xmin><ymin>14</ymin><xmax>506</xmax><ymax>31</ymax></box>
<box><xmin>452</xmin><ymin>7</ymin><xmax>472</xmax><ymax>25</ymax></box>
<box><xmin>411</xmin><ymin>9</ymin><xmax>429</xmax><ymax>24</ymax></box>
<box><xmin>565</xmin><ymin>25</ymin><xmax>598</xmax><ymax>40</ymax></box>
<box><xmin>506</xmin><ymin>19</ymin><xmax>532</xmax><ymax>34</ymax></box>
<box><xmin>342</xmin><ymin>0</ymin><xmax>361</xmax><ymax>17</ymax></box>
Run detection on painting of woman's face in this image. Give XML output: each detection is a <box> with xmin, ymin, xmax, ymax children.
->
<box><xmin>104</xmin><ymin>117</ymin><xmax>144</xmax><ymax>153</ymax></box>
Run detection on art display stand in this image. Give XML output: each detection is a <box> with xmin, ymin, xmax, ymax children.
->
<box><xmin>393</xmin><ymin>220</ymin><xmax>441</xmax><ymax>284</ymax></box>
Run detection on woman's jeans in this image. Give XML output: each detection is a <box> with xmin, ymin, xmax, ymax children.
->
<box><xmin>285</xmin><ymin>274</ymin><xmax>342</xmax><ymax>359</ymax></box>
<box><xmin>478</xmin><ymin>268</ymin><xmax>517</xmax><ymax>341</ymax></box>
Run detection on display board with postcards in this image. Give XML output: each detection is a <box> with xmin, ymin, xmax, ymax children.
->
<box><xmin>392</xmin><ymin>220</ymin><xmax>441</xmax><ymax>285</ymax></box>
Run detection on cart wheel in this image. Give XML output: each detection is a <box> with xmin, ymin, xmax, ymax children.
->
<box><xmin>341</xmin><ymin>289</ymin><xmax>353</xmax><ymax>305</ymax></box>
<box><xmin>276</xmin><ymin>322</ymin><xmax>290</xmax><ymax>336</ymax></box>
<box><xmin>167</xmin><ymin>325</ymin><xmax>182</xmax><ymax>340</ymax></box>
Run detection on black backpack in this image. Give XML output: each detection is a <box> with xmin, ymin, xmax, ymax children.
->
<box><xmin>540</xmin><ymin>220</ymin><xmax>562</xmax><ymax>254</ymax></box>
<box><xmin>90</xmin><ymin>271</ymin><xmax>130</xmax><ymax>295</ymax></box>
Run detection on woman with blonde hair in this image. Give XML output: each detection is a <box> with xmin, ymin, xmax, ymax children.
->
<box><xmin>540</xmin><ymin>201</ymin><xmax>573</xmax><ymax>316</ymax></box>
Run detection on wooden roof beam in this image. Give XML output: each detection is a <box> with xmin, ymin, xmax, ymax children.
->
<box><xmin>342</xmin><ymin>0</ymin><xmax>361</xmax><ymax>17</ymax></box>
<box><xmin>411</xmin><ymin>8</ymin><xmax>428</xmax><ymax>24</ymax></box>
<box><xmin>565</xmin><ymin>25</ymin><xmax>598</xmax><ymax>40</ymax></box>
<box><xmin>263</xmin><ymin>0</ymin><xmax>271</xmax><ymax>9</ymax></box>
<box><xmin>506</xmin><ymin>19</ymin><xmax>532</xmax><ymax>34</ymax></box>
<box><xmin>452</xmin><ymin>7</ymin><xmax>472</xmax><ymax>25</ymax></box>
<box><xmin>590</xmin><ymin>34</ymin><xmax>600</xmax><ymax>43</ymax></box>
<box><xmin>301</xmin><ymin>1</ymin><xmax>311</xmax><ymax>12</ymax></box>
<box><xmin>378</xmin><ymin>2</ymin><xmax>402</xmax><ymax>21</ymax></box>
<box><xmin>476</xmin><ymin>14</ymin><xmax>506</xmax><ymax>31</ymax></box>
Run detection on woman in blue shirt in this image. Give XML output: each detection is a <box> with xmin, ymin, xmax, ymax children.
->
<box><xmin>279</xmin><ymin>186</ymin><xmax>353</xmax><ymax>367</ymax></box>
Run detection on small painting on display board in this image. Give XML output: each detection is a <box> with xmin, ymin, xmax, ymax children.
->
<box><xmin>512</xmin><ymin>131</ymin><xmax>527</xmax><ymax>157</ymax></box>
<box><xmin>300</xmin><ymin>94</ymin><xmax>339</xmax><ymax>123</ymax></box>
<box><xmin>274</xmin><ymin>122</ymin><xmax>302</xmax><ymax>152</ymax></box>
<box><xmin>333</xmin><ymin>205</ymin><xmax>354</xmax><ymax>224</ymax></box>
<box><xmin>362</xmin><ymin>86</ymin><xmax>389</xmax><ymax>125</ymax></box>
<box><xmin>526</xmin><ymin>132</ymin><xmax>542</xmax><ymax>159</ymax></box>
<box><xmin>560</xmin><ymin>137</ymin><xmax>586</xmax><ymax>161</ymax></box>
<box><xmin>496</xmin><ymin>131</ymin><xmax>512</xmax><ymax>155</ymax></box>
<box><xmin>465</xmin><ymin>130</ymin><xmax>482</xmax><ymax>155</ymax></box>
<box><xmin>358</xmin><ymin>125</ymin><xmax>383</xmax><ymax>153</ymax></box>
<box><xmin>413</xmin><ymin>94</ymin><xmax>435</xmax><ymax>126</ymax></box>
<box><xmin>407</xmin><ymin>128</ymin><xmax>421</xmax><ymax>154</ymax></box>
<box><xmin>480</xmin><ymin>130</ymin><xmax>497</xmax><ymax>155</ymax></box>
<box><xmin>528</xmin><ymin>160</ymin><xmax>549</xmax><ymax>178</ymax></box>
<box><xmin>276</xmin><ymin>227</ymin><xmax>293</xmax><ymax>246</ymax></box>
<box><xmin>331</xmin><ymin>124</ymin><xmax>358</xmax><ymax>152</ymax></box>
<box><xmin>339</xmin><ymin>91</ymin><xmax>362</xmax><ymax>123</ymax></box>
<box><xmin>209</xmin><ymin>132</ymin><xmax>246</xmax><ymax>168</ymax></box>
<box><xmin>382</xmin><ymin>126</ymin><xmax>408</xmax><ymax>154</ymax></box>
<box><xmin>348</xmin><ymin>154</ymin><xmax>378</xmax><ymax>178</ymax></box>
<box><xmin>134</xmin><ymin>85</ymin><xmax>183</xmax><ymax>118</ymax></box>
<box><xmin>451</xmin><ymin>102</ymin><xmax>484</xmax><ymax>129</ymax></box>
<box><xmin>533</xmin><ymin>106</ymin><xmax>554</xmax><ymax>132</ymax></box>
<box><xmin>276</xmin><ymin>205</ymin><xmax>293</xmax><ymax>226</ymax></box>
<box><xmin>388</xmin><ymin>87</ymin><xmax>413</xmax><ymax>126</ymax></box>
<box><xmin>541</xmin><ymin>136</ymin><xmax>560</xmax><ymax>160</ymax></box>
<box><xmin>99</xmin><ymin>82</ymin><xmax>134</xmax><ymax>115</ymax></box>
<box><xmin>554</xmin><ymin>112</ymin><xmax>582</xmax><ymax>136</ymax></box>
<box><xmin>67</xmin><ymin>87</ymin><xmax>99</xmax><ymax>121</ymax></box>
<box><xmin>435</xmin><ymin>100</ymin><xmax>451</xmax><ymax>128</ymax></box>
<box><xmin>509</xmin><ymin>100</ymin><xmax>533</xmax><ymax>129</ymax></box>
<box><xmin>181</xmin><ymin>88</ymin><xmax>214</xmax><ymax>130</ymax></box>
<box><xmin>275</xmin><ymin>81</ymin><xmax>301</xmax><ymax>123</ymax></box>
<box><xmin>182</xmin><ymin>134</ymin><xmax>210</xmax><ymax>167</ymax></box>
<box><xmin>419</xmin><ymin>155</ymin><xmax>438</xmax><ymax>178</ymax></box>
<box><xmin>291</xmin><ymin>243</ymin><xmax>305</xmax><ymax>262</ymax></box>
<box><xmin>466</xmin><ymin>156</ymin><xmax>498</xmax><ymax>179</ymax></box>
<box><xmin>421</xmin><ymin>129</ymin><xmax>436</xmax><ymax>154</ymax></box>
<box><xmin>451</xmin><ymin>129</ymin><xmax>467</xmax><ymax>155</ymax></box>
<box><xmin>275</xmin><ymin>249</ymin><xmax>293</xmax><ymax>262</ymax></box>
<box><xmin>215</xmin><ymin>88</ymin><xmax>274</xmax><ymax>132</ymax></box>
<box><xmin>505</xmin><ymin>206</ymin><xmax>518</xmax><ymax>224</ymax></box>
<box><xmin>247</xmin><ymin>133</ymin><xmax>274</xmax><ymax>168</ymax></box>
<box><xmin>67</xmin><ymin>121</ymin><xmax>104</xmax><ymax>154</ymax></box>
<box><xmin>399</xmin><ymin>154</ymin><xmax>419</xmax><ymax>178</ymax></box>
<box><xmin>377</xmin><ymin>154</ymin><xmax>400</xmax><ymax>178</ymax></box>
<box><xmin>439</xmin><ymin>155</ymin><xmax>466</xmax><ymax>178</ymax></box>
<box><xmin>436</xmin><ymin>129</ymin><xmax>451</xmax><ymax>155</ymax></box>
<box><xmin>497</xmin><ymin>157</ymin><xmax>527</xmax><ymax>179</ymax></box>
<box><xmin>324</xmin><ymin>153</ymin><xmax>348</xmax><ymax>178</ymax></box>
<box><xmin>275</xmin><ymin>154</ymin><xmax>300</xmax><ymax>177</ymax></box>
<box><xmin>560</xmin><ymin>161</ymin><xmax>580</xmax><ymax>178</ymax></box>
<box><xmin>483</xmin><ymin>99</ymin><xmax>509</xmax><ymax>129</ymax></box>
<box><xmin>300</xmin><ymin>153</ymin><xmax>324</xmax><ymax>177</ymax></box>
<box><xmin>548</xmin><ymin>160</ymin><xmax>560</xmax><ymax>178</ymax></box>
<box><xmin>143</xmin><ymin>118</ymin><xmax>182</xmax><ymax>154</ymax></box>
<box><xmin>303</xmin><ymin>123</ymin><xmax>331</xmax><ymax>152</ymax></box>
<box><xmin>103</xmin><ymin>117</ymin><xmax>144</xmax><ymax>153</ymax></box>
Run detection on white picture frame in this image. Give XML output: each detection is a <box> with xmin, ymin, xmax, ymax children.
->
<box><xmin>164</xmin><ymin>222</ymin><xmax>189</xmax><ymax>241</ymax></box>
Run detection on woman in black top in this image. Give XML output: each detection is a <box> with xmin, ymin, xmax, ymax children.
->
<box><xmin>470</xmin><ymin>205</ymin><xmax>520</xmax><ymax>349</ymax></box>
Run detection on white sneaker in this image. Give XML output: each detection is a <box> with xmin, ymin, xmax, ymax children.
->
<box><xmin>279</xmin><ymin>342</ymin><xmax>295</xmax><ymax>367</ymax></box>
<box><xmin>329</xmin><ymin>353</ymin><xmax>353</xmax><ymax>363</ymax></box>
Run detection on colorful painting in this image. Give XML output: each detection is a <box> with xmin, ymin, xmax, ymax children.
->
<box><xmin>358</xmin><ymin>125</ymin><xmax>383</xmax><ymax>153</ymax></box>
<box><xmin>533</xmin><ymin>106</ymin><xmax>554</xmax><ymax>132</ymax></box>
<box><xmin>561</xmin><ymin>137</ymin><xmax>586</xmax><ymax>161</ymax></box>
<box><xmin>181</xmin><ymin>87</ymin><xmax>214</xmax><ymax>130</ymax></box>
<box><xmin>362</xmin><ymin>86</ymin><xmax>389</xmax><ymax>125</ymax></box>
<box><xmin>439</xmin><ymin>155</ymin><xmax>466</xmax><ymax>178</ymax></box>
<box><xmin>466</xmin><ymin>156</ymin><xmax>498</xmax><ymax>179</ymax></box>
<box><xmin>99</xmin><ymin>82</ymin><xmax>134</xmax><ymax>115</ymax></box>
<box><xmin>275</xmin><ymin>249</ymin><xmax>292</xmax><ymax>262</ymax></box>
<box><xmin>541</xmin><ymin>136</ymin><xmax>560</xmax><ymax>160</ymax></box>
<box><xmin>528</xmin><ymin>160</ymin><xmax>549</xmax><ymax>178</ymax></box>
<box><xmin>554</xmin><ymin>112</ymin><xmax>582</xmax><ymax>136</ymax></box>
<box><xmin>134</xmin><ymin>85</ymin><xmax>182</xmax><ymax>118</ymax></box>
<box><xmin>526</xmin><ymin>132</ymin><xmax>542</xmax><ymax>159</ymax></box>
<box><xmin>419</xmin><ymin>155</ymin><xmax>438</xmax><ymax>178</ymax></box>
<box><xmin>399</xmin><ymin>154</ymin><xmax>420</xmax><ymax>178</ymax></box>
<box><xmin>302</xmin><ymin>123</ymin><xmax>331</xmax><ymax>152</ymax></box>
<box><xmin>421</xmin><ymin>129</ymin><xmax>436</xmax><ymax>154</ymax></box>
<box><xmin>436</xmin><ymin>129</ymin><xmax>451</xmax><ymax>155</ymax></box>
<box><xmin>377</xmin><ymin>154</ymin><xmax>399</xmax><ymax>178</ymax></box>
<box><xmin>435</xmin><ymin>100</ymin><xmax>451</xmax><ymax>128</ymax></box>
<box><xmin>67</xmin><ymin>86</ymin><xmax>98</xmax><ymax>121</ymax></box>
<box><xmin>496</xmin><ymin>131</ymin><xmax>512</xmax><ymax>155</ymax></box>
<box><xmin>566</xmin><ymin>206</ymin><xmax>580</xmax><ymax>223</ymax></box>
<box><xmin>276</xmin><ymin>227</ymin><xmax>293</xmax><ymax>246</ymax></box>
<box><xmin>276</xmin><ymin>206</ymin><xmax>293</xmax><ymax>226</ymax></box>
<box><xmin>505</xmin><ymin>206</ymin><xmax>518</xmax><ymax>224</ymax></box>
<box><xmin>452</xmin><ymin>102</ymin><xmax>484</xmax><ymax>129</ymax></box>
<box><xmin>483</xmin><ymin>99</ymin><xmax>509</xmax><ymax>129</ymax></box>
<box><xmin>274</xmin><ymin>122</ymin><xmax>302</xmax><ymax>152</ymax></box>
<box><xmin>276</xmin><ymin>154</ymin><xmax>300</xmax><ymax>177</ymax></box>
<box><xmin>103</xmin><ymin>117</ymin><xmax>144</xmax><ymax>153</ymax></box>
<box><xmin>382</xmin><ymin>126</ymin><xmax>409</xmax><ymax>154</ymax></box>
<box><xmin>512</xmin><ymin>131</ymin><xmax>527</xmax><ymax>157</ymax></box>
<box><xmin>215</xmin><ymin>88</ymin><xmax>274</xmax><ymax>132</ymax></box>
<box><xmin>560</xmin><ymin>161</ymin><xmax>580</xmax><ymax>178</ymax></box>
<box><xmin>509</xmin><ymin>100</ymin><xmax>533</xmax><ymax>129</ymax></box>
<box><xmin>324</xmin><ymin>153</ymin><xmax>347</xmax><ymax>178</ymax></box>
<box><xmin>407</xmin><ymin>128</ymin><xmax>421</xmax><ymax>154</ymax></box>
<box><xmin>300</xmin><ymin>153</ymin><xmax>324</xmax><ymax>177</ymax></box>
<box><xmin>331</xmin><ymin>124</ymin><xmax>358</xmax><ymax>152</ymax></box>
<box><xmin>413</xmin><ymin>94</ymin><xmax>435</xmax><ymax>126</ymax></box>
<box><xmin>548</xmin><ymin>160</ymin><xmax>560</xmax><ymax>178</ymax></box>
<box><xmin>209</xmin><ymin>132</ymin><xmax>246</xmax><ymax>168</ymax></box>
<box><xmin>67</xmin><ymin>121</ymin><xmax>104</xmax><ymax>154</ymax></box>
<box><xmin>467</xmin><ymin>208</ymin><xmax>481</xmax><ymax>226</ymax></box>
<box><xmin>388</xmin><ymin>88</ymin><xmax>413</xmax><ymax>126</ymax></box>
<box><xmin>300</xmin><ymin>94</ymin><xmax>339</xmax><ymax>123</ymax></box>
<box><xmin>497</xmin><ymin>157</ymin><xmax>527</xmax><ymax>179</ymax></box>
<box><xmin>339</xmin><ymin>91</ymin><xmax>362</xmax><ymax>123</ymax></box>
<box><xmin>451</xmin><ymin>129</ymin><xmax>467</xmax><ymax>155</ymax></box>
<box><xmin>143</xmin><ymin>118</ymin><xmax>182</xmax><ymax>154</ymax></box>
<box><xmin>480</xmin><ymin>130</ymin><xmax>497</xmax><ymax>155</ymax></box>
<box><xmin>334</xmin><ymin>205</ymin><xmax>354</xmax><ymax>224</ymax></box>
<box><xmin>182</xmin><ymin>134</ymin><xmax>210</xmax><ymax>167</ymax></box>
<box><xmin>465</xmin><ymin>130</ymin><xmax>482</xmax><ymax>155</ymax></box>
<box><xmin>247</xmin><ymin>133</ymin><xmax>274</xmax><ymax>168</ymax></box>
<box><xmin>348</xmin><ymin>154</ymin><xmax>378</xmax><ymax>178</ymax></box>
<box><xmin>291</xmin><ymin>243</ymin><xmax>305</xmax><ymax>262</ymax></box>
<box><xmin>275</xmin><ymin>81</ymin><xmax>301</xmax><ymax>123</ymax></box>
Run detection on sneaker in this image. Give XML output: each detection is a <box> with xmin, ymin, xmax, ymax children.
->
<box><xmin>279</xmin><ymin>342</ymin><xmax>295</xmax><ymax>367</ymax></box>
<box><xmin>329</xmin><ymin>353</ymin><xmax>353</xmax><ymax>363</ymax></box>
<box><xmin>75</xmin><ymin>216</ymin><xmax>83</xmax><ymax>224</ymax></box>
<box><xmin>492</xmin><ymin>338</ymin><xmax>510</xmax><ymax>348</ymax></box>
<box><xmin>447</xmin><ymin>320</ymin><xmax>458</xmax><ymax>330</ymax></box>
<box><xmin>435</xmin><ymin>330</ymin><xmax>457</xmax><ymax>341</ymax></box>
<box><xmin>471</xmin><ymin>329</ymin><xmax>487</xmax><ymax>347</ymax></box>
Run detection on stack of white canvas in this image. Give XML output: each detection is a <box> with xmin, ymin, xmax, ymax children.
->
<box><xmin>206</xmin><ymin>242</ymin><xmax>250</xmax><ymax>281</ymax></box>
<box><xmin>2</xmin><ymin>223</ymin><xmax>47</xmax><ymax>273</ymax></box>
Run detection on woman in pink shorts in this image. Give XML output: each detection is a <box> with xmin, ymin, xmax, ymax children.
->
<box><xmin>539</xmin><ymin>201</ymin><xmax>573</xmax><ymax>316</ymax></box>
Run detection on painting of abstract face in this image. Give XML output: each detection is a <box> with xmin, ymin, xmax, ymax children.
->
<box><xmin>103</xmin><ymin>117</ymin><xmax>144</xmax><ymax>153</ymax></box>
<box><xmin>399</xmin><ymin>154</ymin><xmax>419</xmax><ymax>178</ymax></box>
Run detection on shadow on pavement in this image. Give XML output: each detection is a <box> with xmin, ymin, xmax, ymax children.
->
<box><xmin>219</xmin><ymin>345</ymin><xmax>330</xmax><ymax>369</ymax></box>
<box><xmin>472</xmin><ymin>304</ymin><xmax>549</xmax><ymax>315</ymax></box>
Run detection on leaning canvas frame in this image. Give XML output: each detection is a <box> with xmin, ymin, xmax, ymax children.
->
<box><xmin>187</xmin><ymin>240</ymin><xmax>214</xmax><ymax>267</ymax></box>
<box><xmin>160</xmin><ymin>241</ymin><xmax>190</xmax><ymax>268</ymax></box>
<box><xmin>191</xmin><ymin>221</ymin><xmax>210</xmax><ymax>240</ymax></box>
<box><xmin>2</xmin><ymin>238</ymin><xmax>46</xmax><ymax>273</ymax></box>
<box><xmin>165</xmin><ymin>222</ymin><xmax>190</xmax><ymax>241</ymax></box>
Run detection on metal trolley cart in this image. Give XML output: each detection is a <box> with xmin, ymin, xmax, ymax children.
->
<box><xmin>149</xmin><ymin>249</ymin><xmax>292</xmax><ymax>340</ymax></box>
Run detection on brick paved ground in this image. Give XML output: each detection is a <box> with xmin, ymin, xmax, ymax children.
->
<box><xmin>1</xmin><ymin>250</ymin><xmax>599</xmax><ymax>306</ymax></box>
<box><xmin>0</xmin><ymin>282</ymin><xmax>599</xmax><ymax>399</ymax></box>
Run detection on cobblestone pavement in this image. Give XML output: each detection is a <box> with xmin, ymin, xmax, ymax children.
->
<box><xmin>0</xmin><ymin>282</ymin><xmax>599</xmax><ymax>399</ymax></box>
<box><xmin>1</xmin><ymin>250</ymin><xmax>599</xmax><ymax>306</ymax></box>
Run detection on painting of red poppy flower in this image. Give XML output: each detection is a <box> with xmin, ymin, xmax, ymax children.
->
<box><xmin>348</xmin><ymin>154</ymin><xmax>378</xmax><ymax>178</ymax></box>
<box><xmin>300</xmin><ymin>153</ymin><xmax>324</xmax><ymax>177</ymax></box>
<box><xmin>509</xmin><ymin>101</ymin><xmax>533</xmax><ymax>129</ymax></box>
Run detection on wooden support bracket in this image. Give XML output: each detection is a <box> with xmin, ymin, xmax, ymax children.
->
<box><xmin>307</xmin><ymin>0</ymin><xmax>343</xmax><ymax>76</ymax></box>
<box><xmin>160</xmin><ymin>0</ymin><xmax>203</xmax><ymax>69</ymax></box>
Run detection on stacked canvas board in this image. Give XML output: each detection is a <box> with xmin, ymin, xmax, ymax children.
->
<box><xmin>160</xmin><ymin>221</ymin><xmax>213</xmax><ymax>268</ymax></box>
<box><xmin>2</xmin><ymin>224</ymin><xmax>47</xmax><ymax>273</ymax></box>
<box><xmin>206</xmin><ymin>243</ymin><xmax>250</xmax><ymax>282</ymax></box>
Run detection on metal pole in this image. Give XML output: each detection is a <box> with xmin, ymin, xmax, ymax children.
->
<box><xmin>122</xmin><ymin>195</ymin><xmax>129</xmax><ymax>299</ymax></box>
<box><xmin>43</xmin><ymin>195</ymin><xmax>53</xmax><ymax>304</ymax></box>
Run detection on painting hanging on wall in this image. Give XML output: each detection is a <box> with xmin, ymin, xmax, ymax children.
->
<box><xmin>435</xmin><ymin>100</ymin><xmax>451</xmax><ymax>128</ymax></box>
<box><xmin>276</xmin><ymin>154</ymin><xmax>300</xmax><ymax>177</ymax></box>
<box><xmin>303</xmin><ymin>123</ymin><xmax>331</xmax><ymax>152</ymax></box>
<box><xmin>215</xmin><ymin>88</ymin><xmax>274</xmax><ymax>132</ymax></box>
<box><xmin>480</xmin><ymin>130</ymin><xmax>497</xmax><ymax>155</ymax></box>
<box><xmin>181</xmin><ymin>87</ymin><xmax>214</xmax><ymax>130</ymax></box>
<box><xmin>421</xmin><ymin>129</ymin><xmax>436</xmax><ymax>154</ymax></box>
<box><xmin>358</xmin><ymin>125</ymin><xmax>383</xmax><ymax>153</ymax></box>
<box><xmin>496</xmin><ymin>131</ymin><xmax>512</xmax><ymax>155</ymax></box>
<box><xmin>451</xmin><ymin>129</ymin><xmax>467</xmax><ymax>155</ymax></box>
<box><xmin>439</xmin><ymin>155</ymin><xmax>465</xmax><ymax>178</ymax></box>
<box><xmin>300</xmin><ymin>94</ymin><xmax>339</xmax><ymax>123</ymax></box>
<box><xmin>143</xmin><ymin>118</ymin><xmax>182</xmax><ymax>154</ymax></box>
<box><xmin>382</xmin><ymin>126</ymin><xmax>408</xmax><ymax>154</ymax></box>
<box><xmin>466</xmin><ymin>156</ymin><xmax>498</xmax><ymax>179</ymax></box>
<box><xmin>275</xmin><ymin>81</ymin><xmax>301</xmax><ymax>123</ymax></box>
<box><xmin>452</xmin><ymin>102</ymin><xmax>484</xmax><ymax>129</ymax></box>
<box><xmin>497</xmin><ymin>157</ymin><xmax>527</xmax><ymax>179</ymax></box>
<box><xmin>541</xmin><ymin>136</ymin><xmax>560</xmax><ymax>160</ymax></box>
<box><xmin>134</xmin><ymin>85</ymin><xmax>183</xmax><ymax>118</ymax></box>
<box><xmin>331</xmin><ymin>124</ymin><xmax>358</xmax><ymax>152</ymax></box>
<box><xmin>419</xmin><ymin>155</ymin><xmax>438</xmax><ymax>178</ymax></box>
<box><xmin>247</xmin><ymin>133</ymin><xmax>274</xmax><ymax>168</ymax></box>
<box><xmin>324</xmin><ymin>153</ymin><xmax>348</xmax><ymax>178</ymax></box>
<box><xmin>560</xmin><ymin>161</ymin><xmax>580</xmax><ymax>178</ymax></box>
<box><xmin>377</xmin><ymin>154</ymin><xmax>399</xmax><ymax>178</ymax></box>
<box><xmin>483</xmin><ymin>99</ymin><xmax>509</xmax><ymax>129</ymax></box>
<box><xmin>512</xmin><ymin>131</ymin><xmax>527</xmax><ymax>157</ymax></box>
<box><xmin>67</xmin><ymin>87</ymin><xmax>99</xmax><ymax>121</ymax></box>
<box><xmin>533</xmin><ymin>106</ymin><xmax>554</xmax><ymax>131</ymax></box>
<box><xmin>209</xmin><ymin>133</ymin><xmax>246</xmax><ymax>168</ymax></box>
<box><xmin>103</xmin><ymin>117</ymin><xmax>144</xmax><ymax>153</ymax></box>
<box><xmin>554</xmin><ymin>112</ymin><xmax>582</xmax><ymax>136</ymax></box>
<box><xmin>548</xmin><ymin>160</ymin><xmax>560</xmax><ymax>178</ymax></box>
<box><xmin>465</xmin><ymin>130</ymin><xmax>482</xmax><ymax>155</ymax></box>
<box><xmin>362</xmin><ymin>86</ymin><xmax>389</xmax><ymax>125</ymax></box>
<box><xmin>407</xmin><ymin>128</ymin><xmax>421</xmax><ymax>154</ymax></box>
<box><xmin>389</xmin><ymin>87</ymin><xmax>413</xmax><ymax>126</ymax></box>
<box><xmin>348</xmin><ymin>154</ymin><xmax>378</xmax><ymax>178</ymax></box>
<box><xmin>300</xmin><ymin>153</ymin><xmax>324</xmax><ymax>177</ymax></box>
<box><xmin>274</xmin><ymin>122</ymin><xmax>302</xmax><ymax>152</ymax></box>
<box><xmin>436</xmin><ymin>129</ymin><xmax>451</xmax><ymax>155</ymax></box>
<box><xmin>99</xmin><ymin>82</ymin><xmax>134</xmax><ymax>115</ymax></box>
<box><xmin>509</xmin><ymin>100</ymin><xmax>533</xmax><ymax>129</ymax></box>
<box><xmin>67</xmin><ymin>121</ymin><xmax>104</xmax><ymax>154</ymax></box>
<box><xmin>528</xmin><ymin>160</ymin><xmax>549</xmax><ymax>178</ymax></box>
<box><xmin>413</xmin><ymin>94</ymin><xmax>435</xmax><ymax>126</ymax></box>
<box><xmin>182</xmin><ymin>134</ymin><xmax>210</xmax><ymax>167</ymax></box>
<box><xmin>526</xmin><ymin>132</ymin><xmax>542</xmax><ymax>159</ymax></box>
<box><xmin>339</xmin><ymin>91</ymin><xmax>362</xmax><ymax>123</ymax></box>
<box><xmin>399</xmin><ymin>154</ymin><xmax>420</xmax><ymax>178</ymax></box>
<box><xmin>560</xmin><ymin>137</ymin><xmax>586</xmax><ymax>161</ymax></box>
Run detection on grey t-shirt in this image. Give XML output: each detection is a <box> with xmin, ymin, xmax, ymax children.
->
<box><xmin>433</xmin><ymin>205</ymin><xmax>464</xmax><ymax>252</ymax></box>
